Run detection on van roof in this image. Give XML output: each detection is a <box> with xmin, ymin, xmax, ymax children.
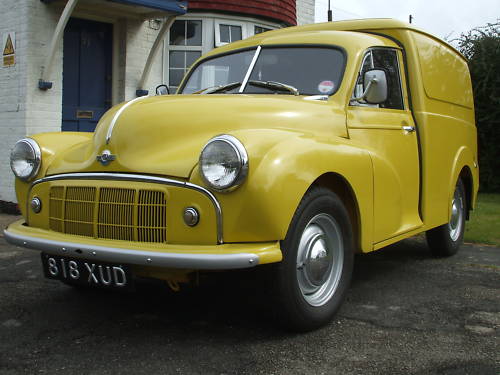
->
<box><xmin>202</xmin><ymin>18</ymin><xmax>465</xmax><ymax>62</ymax></box>
<box><xmin>270</xmin><ymin>18</ymin><xmax>464</xmax><ymax>60</ymax></box>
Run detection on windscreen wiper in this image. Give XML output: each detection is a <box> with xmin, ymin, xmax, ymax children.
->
<box><xmin>247</xmin><ymin>80</ymin><xmax>299</xmax><ymax>96</ymax></box>
<box><xmin>198</xmin><ymin>82</ymin><xmax>242</xmax><ymax>94</ymax></box>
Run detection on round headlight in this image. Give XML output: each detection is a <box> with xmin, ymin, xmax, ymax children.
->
<box><xmin>199</xmin><ymin>135</ymin><xmax>248</xmax><ymax>192</ymax></box>
<box><xmin>10</xmin><ymin>138</ymin><xmax>42</xmax><ymax>181</ymax></box>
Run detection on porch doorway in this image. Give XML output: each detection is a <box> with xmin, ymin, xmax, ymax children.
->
<box><xmin>62</xmin><ymin>18</ymin><xmax>113</xmax><ymax>132</ymax></box>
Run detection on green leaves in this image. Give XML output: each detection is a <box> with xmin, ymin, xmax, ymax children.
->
<box><xmin>456</xmin><ymin>22</ymin><xmax>500</xmax><ymax>192</ymax></box>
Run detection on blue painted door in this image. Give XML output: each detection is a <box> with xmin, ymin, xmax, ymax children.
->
<box><xmin>62</xmin><ymin>18</ymin><xmax>113</xmax><ymax>132</ymax></box>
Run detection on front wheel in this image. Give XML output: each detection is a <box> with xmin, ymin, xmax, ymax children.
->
<box><xmin>426</xmin><ymin>179</ymin><xmax>466</xmax><ymax>256</ymax></box>
<box><xmin>274</xmin><ymin>187</ymin><xmax>354</xmax><ymax>332</ymax></box>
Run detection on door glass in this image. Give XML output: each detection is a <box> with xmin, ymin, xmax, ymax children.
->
<box><xmin>372</xmin><ymin>49</ymin><xmax>404</xmax><ymax>109</ymax></box>
<box><xmin>353</xmin><ymin>49</ymin><xmax>404</xmax><ymax>109</ymax></box>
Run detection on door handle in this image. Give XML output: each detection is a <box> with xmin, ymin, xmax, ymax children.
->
<box><xmin>402</xmin><ymin>125</ymin><xmax>415</xmax><ymax>133</ymax></box>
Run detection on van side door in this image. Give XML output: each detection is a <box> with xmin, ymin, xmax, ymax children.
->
<box><xmin>347</xmin><ymin>48</ymin><xmax>423</xmax><ymax>244</ymax></box>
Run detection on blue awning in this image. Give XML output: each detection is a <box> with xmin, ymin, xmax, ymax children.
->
<box><xmin>108</xmin><ymin>0</ymin><xmax>187</xmax><ymax>14</ymax></box>
<box><xmin>41</xmin><ymin>0</ymin><xmax>188</xmax><ymax>15</ymax></box>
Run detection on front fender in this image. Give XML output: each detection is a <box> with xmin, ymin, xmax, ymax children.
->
<box><xmin>15</xmin><ymin>132</ymin><xmax>93</xmax><ymax>217</ymax></box>
<box><xmin>190</xmin><ymin>132</ymin><xmax>374</xmax><ymax>251</ymax></box>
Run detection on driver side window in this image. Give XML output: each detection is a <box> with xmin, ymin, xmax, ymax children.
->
<box><xmin>352</xmin><ymin>48</ymin><xmax>404</xmax><ymax>110</ymax></box>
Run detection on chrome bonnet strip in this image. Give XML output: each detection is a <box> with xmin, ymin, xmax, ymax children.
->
<box><xmin>106</xmin><ymin>95</ymin><xmax>149</xmax><ymax>145</ymax></box>
<box><xmin>29</xmin><ymin>172</ymin><xmax>224</xmax><ymax>244</ymax></box>
<box><xmin>4</xmin><ymin>230</ymin><xmax>258</xmax><ymax>270</ymax></box>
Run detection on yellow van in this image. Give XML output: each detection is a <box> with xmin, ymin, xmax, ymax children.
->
<box><xmin>5</xmin><ymin>19</ymin><xmax>478</xmax><ymax>331</ymax></box>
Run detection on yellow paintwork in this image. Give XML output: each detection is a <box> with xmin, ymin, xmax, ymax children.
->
<box><xmin>10</xmin><ymin>19</ymin><xmax>478</xmax><ymax>277</ymax></box>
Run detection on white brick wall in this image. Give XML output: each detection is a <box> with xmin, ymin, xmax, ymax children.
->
<box><xmin>25</xmin><ymin>0</ymin><xmax>62</xmax><ymax>136</ymax></box>
<box><xmin>0</xmin><ymin>0</ymin><xmax>63</xmax><ymax>202</ymax></box>
<box><xmin>0</xmin><ymin>0</ymin><xmax>29</xmax><ymax>202</ymax></box>
<box><xmin>123</xmin><ymin>19</ymin><xmax>164</xmax><ymax>100</ymax></box>
<box><xmin>297</xmin><ymin>0</ymin><xmax>315</xmax><ymax>25</ymax></box>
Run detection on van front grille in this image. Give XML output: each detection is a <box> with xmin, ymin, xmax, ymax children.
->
<box><xmin>49</xmin><ymin>186</ymin><xmax>167</xmax><ymax>243</ymax></box>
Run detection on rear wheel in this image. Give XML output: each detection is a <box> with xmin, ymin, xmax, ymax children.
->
<box><xmin>426</xmin><ymin>179</ymin><xmax>466</xmax><ymax>256</ymax></box>
<box><xmin>274</xmin><ymin>187</ymin><xmax>354</xmax><ymax>332</ymax></box>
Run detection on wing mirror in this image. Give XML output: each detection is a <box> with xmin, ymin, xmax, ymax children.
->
<box><xmin>156</xmin><ymin>84</ymin><xmax>170</xmax><ymax>96</ymax></box>
<box><xmin>352</xmin><ymin>69</ymin><xmax>388</xmax><ymax>104</ymax></box>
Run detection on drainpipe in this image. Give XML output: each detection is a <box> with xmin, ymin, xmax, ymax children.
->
<box><xmin>136</xmin><ymin>15</ymin><xmax>176</xmax><ymax>97</ymax></box>
<box><xmin>38</xmin><ymin>0</ymin><xmax>79</xmax><ymax>90</ymax></box>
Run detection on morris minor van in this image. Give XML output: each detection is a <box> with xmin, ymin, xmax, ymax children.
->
<box><xmin>5</xmin><ymin>19</ymin><xmax>478</xmax><ymax>331</ymax></box>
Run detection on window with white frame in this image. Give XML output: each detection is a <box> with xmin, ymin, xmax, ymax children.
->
<box><xmin>214</xmin><ymin>20</ymin><xmax>246</xmax><ymax>46</ymax></box>
<box><xmin>168</xmin><ymin>20</ymin><xmax>203</xmax><ymax>92</ymax></box>
<box><xmin>165</xmin><ymin>15</ymin><xmax>280</xmax><ymax>91</ymax></box>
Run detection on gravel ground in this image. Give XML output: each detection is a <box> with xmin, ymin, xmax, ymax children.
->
<box><xmin>0</xmin><ymin>214</ymin><xmax>498</xmax><ymax>374</ymax></box>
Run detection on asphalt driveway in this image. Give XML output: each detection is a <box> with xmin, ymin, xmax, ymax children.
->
<box><xmin>0</xmin><ymin>215</ymin><xmax>498</xmax><ymax>374</ymax></box>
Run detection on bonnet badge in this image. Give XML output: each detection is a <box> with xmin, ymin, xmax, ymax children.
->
<box><xmin>97</xmin><ymin>150</ymin><xmax>116</xmax><ymax>166</ymax></box>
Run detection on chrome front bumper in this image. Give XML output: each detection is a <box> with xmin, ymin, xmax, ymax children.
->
<box><xmin>4</xmin><ymin>221</ymin><xmax>282</xmax><ymax>270</ymax></box>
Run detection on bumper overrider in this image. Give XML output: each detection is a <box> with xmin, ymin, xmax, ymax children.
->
<box><xmin>4</xmin><ymin>173</ymin><xmax>282</xmax><ymax>270</ymax></box>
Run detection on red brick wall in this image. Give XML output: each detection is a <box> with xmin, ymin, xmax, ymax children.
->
<box><xmin>187</xmin><ymin>0</ymin><xmax>297</xmax><ymax>26</ymax></box>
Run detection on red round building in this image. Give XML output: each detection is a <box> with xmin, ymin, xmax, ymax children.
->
<box><xmin>188</xmin><ymin>0</ymin><xmax>297</xmax><ymax>26</ymax></box>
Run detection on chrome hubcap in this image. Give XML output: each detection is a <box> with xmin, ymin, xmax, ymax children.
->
<box><xmin>448</xmin><ymin>187</ymin><xmax>464</xmax><ymax>241</ymax></box>
<box><xmin>296</xmin><ymin>213</ymin><xmax>344</xmax><ymax>307</ymax></box>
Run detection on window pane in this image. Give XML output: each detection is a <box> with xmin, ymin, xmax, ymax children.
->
<box><xmin>169</xmin><ymin>51</ymin><xmax>184</xmax><ymax>69</ymax></box>
<box><xmin>230</xmin><ymin>26</ymin><xmax>242</xmax><ymax>41</ymax></box>
<box><xmin>180</xmin><ymin>47</ymin><xmax>346</xmax><ymax>96</ymax></box>
<box><xmin>186</xmin><ymin>20</ymin><xmax>202</xmax><ymax>46</ymax></box>
<box><xmin>246</xmin><ymin>47</ymin><xmax>345</xmax><ymax>96</ymax></box>
<box><xmin>169</xmin><ymin>69</ymin><xmax>185</xmax><ymax>87</ymax></box>
<box><xmin>181</xmin><ymin>49</ymin><xmax>256</xmax><ymax>94</ymax></box>
<box><xmin>372</xmin><ymin>49</ymin><xmax>404</xmax><ymax>109</ymax></box>
<box><xmin>220</xmin><ymin>25</ymin><xmax>230</xmax><ymax>43</ymax></box>
<box><xmin>170</xmin><ymin>20</ymin><xmax>186</xmax><ymax>46</ymax></box>
<box><xmin>186</xmin><ymin>51</ymin><xmax>201</xmax><ymax>68</ymax></box>
<box><xmin>255</xmin><ymin>26</ymin><xmax>271</xmax><ymax>34</ymax></box>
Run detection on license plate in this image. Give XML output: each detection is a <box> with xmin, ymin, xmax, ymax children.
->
<box><xmin>41</xmin><ymin>253</ymin><xmax>133</xmax><ymax>290</ymax></box>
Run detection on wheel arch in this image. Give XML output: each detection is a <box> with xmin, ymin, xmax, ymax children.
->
<box><xmin>459</xmin><ymin>166</ymin><xmax>474</xmax><ymax>220</ymax></box>
<box><xmin>449</xmin><ymin>145</ymin><xmax>479</xmax><ymax>220</ymax></box>
<box><xmin>214</xmin><ymin>135</ymin><xmax>374</xmax><ymax>250</ymax></box>
<box><xmin>313</xmin><ymin>173</ymin><xmax>362</xmax><ymax>253</ymax></box>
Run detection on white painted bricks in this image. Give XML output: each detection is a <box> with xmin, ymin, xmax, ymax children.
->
<box><xmin>297</xmin><ymin>0</ymin><xmax>315</xmax><ymax>25</ymax></box>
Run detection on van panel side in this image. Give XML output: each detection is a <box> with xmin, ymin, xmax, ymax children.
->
<box><xmin>408</xmin><ymin>31</ymin><xmax>477</xmax><ymax>229</ymax></box>
<box><xmin>413</xmin><ymin>33</ymin><xmax>474</xmax><ymax>109</ymax></box>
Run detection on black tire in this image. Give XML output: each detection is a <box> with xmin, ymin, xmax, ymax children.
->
<box><xmin>426</xmin><ymin>179</ymin><xmax>466</xmax><ymax>257</ymax></box>
<box><xmin>274</xmin><ymin>187</ymin><xmax>354</xmax><ymax>332</ymax></box>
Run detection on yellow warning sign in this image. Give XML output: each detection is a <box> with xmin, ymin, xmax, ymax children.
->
<box><xmin>3</xmin><ymin>34</ymin><xmax>14</xmax><ymax>56</ymax></box>
<box><xmin>3</xmin><ymin>55</ymin><xmax>14</xmax><ymax>66</ymax></box>
<box><xmin>3</xmin><ymin>32</ymin><xmax>15</xmax><ymax>67</ymax></box>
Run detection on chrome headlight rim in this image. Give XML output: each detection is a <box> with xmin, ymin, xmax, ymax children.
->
<box><xmin>199</xmin><ymin>134</ymin><xmax>249</xmax><ymax>192</ymax></box>
<box><xmin>10</xmin><ymin>138</ymin><xmax>42</xmax><ymax>182</ymax></box>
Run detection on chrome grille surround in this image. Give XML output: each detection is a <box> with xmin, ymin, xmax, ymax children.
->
<box><xmin>30</xmin><ymin>173</ymin><xmax>223</xmax><ymax>244</ymax></box>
